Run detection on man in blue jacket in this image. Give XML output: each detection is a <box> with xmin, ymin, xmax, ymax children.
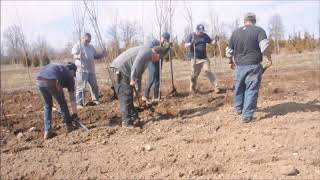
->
<box><xmin>142</xmin><ymin>32</ymin><xmax>171</xmax><ymax>103</ymax></box>
<box><xmin>37</xmin><ymin>63</ymin><xmax>79</xmax><ymax>139</ymax></box>
<box><xmin>226</xmin><ymin>12</ymin><xmax>272</xmax><ymax>123</ymax></box>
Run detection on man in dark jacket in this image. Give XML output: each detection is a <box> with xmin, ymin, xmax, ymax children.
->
<box><xmin>226</xmin><ymin>12</ymin><xmax>272</xmax><ymax>123</ymax></box>
<box><xmin>37</xmin><ymin>63</ymin><xmax>79</xmax><ymax>139</ymax></box>
<box><xmin>143</xmin><ymin>32</ymin><xmax>171</xmax><ymax>103</ymax></box>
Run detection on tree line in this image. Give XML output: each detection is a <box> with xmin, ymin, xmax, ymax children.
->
<box><xmin>1</xmin><ymin>3</ymin><xmax>319</xmax><ymax>66</ymax></box>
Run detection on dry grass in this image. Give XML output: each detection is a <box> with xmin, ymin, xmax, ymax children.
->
<box><xmin>1</xmin><ymin>51</ymin><xmax>319</xmax><ymax>92</ymax></box>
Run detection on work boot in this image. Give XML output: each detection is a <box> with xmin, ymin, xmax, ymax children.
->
<box><xmin>44</xmin><ymin>129</ymin><xmax>57</xmax><ymax>140</ymax></box>
<box><xmin>122</xmin><ymin>122</ymin><xmax>134</xmax><ymax>129</ymax></box>
<box><xmin>242</xmin><ymin>117</ymin><xmax>253</xmax><ymax>123</ymax></box>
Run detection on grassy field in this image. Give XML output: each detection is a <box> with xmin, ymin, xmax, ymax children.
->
<box><xmin>1</xmin><ymin>51</ymin><xmax>319</xmax><ymax>92</ymax></box>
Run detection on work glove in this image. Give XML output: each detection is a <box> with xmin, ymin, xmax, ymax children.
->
<box><xmin>169</xmin><ymin>42</ymin><xmax>173</xmax><ymax>48</ymax></box>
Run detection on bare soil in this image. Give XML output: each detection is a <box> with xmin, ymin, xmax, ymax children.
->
<box><xmin>1</xmin><ymin>66</ymin><xmax>320</xmax><ymax>179</ymax></box>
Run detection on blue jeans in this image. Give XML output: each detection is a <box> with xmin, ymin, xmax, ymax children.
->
<box><xmin>234</xmin><ymin>64</ymin><xmax>263</xmax><ymax>120</ymax></box>
<box><xmin>37</xmin><ymin>80</ymin><xmax>72</xmax><ymax>131</ymax></box>
<box><xmin>144</xmin><ymin>61</ymin><xmax>160</xmax><ymax>98</ymax></box>
<box><xmin>113</xmin><ymin>72</ymin><xmax>138</xmax><ymax>124</ymax></box>
<box><xmin>76</xmin><ymin>72</ymin><xmax>99</xmax><ymax>105</ymax></box>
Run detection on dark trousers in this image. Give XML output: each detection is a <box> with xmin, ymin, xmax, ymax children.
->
<box><xmin>37</xmin><ymin>80</ymin><xmax>72</xmax><ymax>131</ymax></box>
<box><xmin>112</xmin><ymin>70</ymin><xmax>138</xmax><ymax>123</ymax></box>
<box><xmin>144</xmin><ymin>61</ymin><xmax>160</xmax><ymax>98</ymax></box>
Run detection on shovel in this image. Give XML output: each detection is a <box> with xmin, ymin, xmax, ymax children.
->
<box><xmin>73</xmin><ymin>117</ymin><xmax>90</xmax><ymax>131</ymax></box>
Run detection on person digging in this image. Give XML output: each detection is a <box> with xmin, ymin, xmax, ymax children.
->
<box><xmin>36</xmin><ymin>63</ymin><xmax>82</xmax><ymax>139</ymax></box>
<box><xmin>110</xmin><ymin>46</ymin><xmax>165</xmax><ymax>128</ymax></box>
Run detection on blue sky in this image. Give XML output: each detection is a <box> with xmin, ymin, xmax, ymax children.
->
<box><xmin>1</xmin><ymin>1</ymin><xmax>319</xmax><ymax>50</ymax></box>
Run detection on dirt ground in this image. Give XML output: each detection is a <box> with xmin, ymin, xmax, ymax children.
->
<box><xmin>1</xmin><ymin>53</ymin><xmax>320</xmax><ymax>179</ymax></box>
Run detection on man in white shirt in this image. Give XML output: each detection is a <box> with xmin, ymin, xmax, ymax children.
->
<box><xmin>72</xmin><ymin>33</ymin><xmax>103</xmax><ymax>108</ymax></box>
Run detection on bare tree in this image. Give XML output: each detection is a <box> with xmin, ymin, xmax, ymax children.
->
<box><xmin>167</xmin><ymin>0</ymin><xmax>177</xmax><ymax>95</ymax></box>
<box><xmin>119</xmin><ymin>20</ymin><xmax>139</xmax><ymax>49</ymax></box>
<box><xmin>154</xmin><ymin>0</ymin><xmax>169</xmax><ymax>40</ymax></box>
<box><xmin>106</xmin><ymin>12</ymin><xmax>120</xmax><ymax>56</ymax></box>
<box><xmin>3</xmin><ymin>25</ymin><xmax>25</xmax><ymax>64</ymax></box>
<box><xmin>318</xmin><ymin>1</ymin><xmax>320</xmax><ymax>42</ymax></box>
<box><xmin>72</xmin><ymin>2</ymin><xmax>87</xmax><ymax>44</ymax></box>
<box><xmin>228</xmin><ymin>18</ymin><xmax>240</xmax><ymax>33</ymax></box>
<box><xmin>31</xmin><ymin>35</ymin><xmax>54</xmax><ymax>65</ymax></box>
<box><xmin>268</xmin><ymin>13</ymin><xmax>284</xmax><ymax>54</ymax></box>
<box><xmin>183</xmin><ymin>0</ymin><xmax>194</xmax><ymax>35</ymax></box>
<box><xmin>209</xmin><ymin>11</ymin><xmax>225</xmax><ymax>37</ymax></box>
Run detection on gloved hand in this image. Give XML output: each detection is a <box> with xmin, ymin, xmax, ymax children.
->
<box><xmin>169</xmin><ymin>42</ymin><xmax>173</xmax><ymax>48</ymax></box>
<box><xmin>214</xmin><ymin>35</ymin><xmax>219</xmax><ymax>42</ymax></box>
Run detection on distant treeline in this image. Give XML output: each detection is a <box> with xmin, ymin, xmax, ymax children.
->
<box><xmin>1</xmin><ymin>30</ymin><xmax>319</xmax><ymax>66</ymax></box>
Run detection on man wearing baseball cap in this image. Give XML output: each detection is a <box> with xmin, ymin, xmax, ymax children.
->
<box><xmin>142</xmin><ymin>32</ymin><xmax>171</xmax><ymax>103</ymax></box>
<box><xmin>226</xmin><ymin>12</ymin><xmax>272</xmax><ymax>123</ymax></box>
<box><xmin>184</xmin><ymin>24</ymin><xmax>220</xmax><ymax>96</ymax></box>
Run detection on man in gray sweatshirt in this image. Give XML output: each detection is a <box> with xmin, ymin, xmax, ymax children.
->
<box><xmin>110</xmin><ymin>46</ymin><xmax>165</xmax><ymax>128</ymax></box>
<box><xmin>71</xmin><ymin>33</ymin><xmax>105</xmax><ymax>108</ymax></box>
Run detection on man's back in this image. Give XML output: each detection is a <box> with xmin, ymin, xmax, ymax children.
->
<box><xmin>230</xmin><ymin>25</ymin><xmax>267</xmax><ymax>65</ymax></box>
<box><xmin>38</xmin><ymin>64</ymin><xmax>74</xmax><ymax>92</ymax></box>
<box><xmin>111</xmin><ymin>46</ymin><xmax>151</xmax><ymax>78</ymax></box>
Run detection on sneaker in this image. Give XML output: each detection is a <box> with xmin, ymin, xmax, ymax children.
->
<box><xmin>44</xmin><ymin>129</ymin><xmax>57</xmax><ymax>140</ymax></box>
<box><xmin>142</xmin><ymin>96</ymin><xmax>152</xmax><ymax>104</ymax></box>
<box><xmin>93</xmin><ymin>100</ymin><xmax>100</xmax><ymax>105</ymax></box>
<box><xmin>152</xmin><ymin>98</ymin><xmax>160</xmax><ymax>103</ymax></box>
<box><xmin>121</xmin><ymin>122</ymin><xmax>134</xmax><ymax>129</ymax></box>
<box><xmin>142</xmin><ymin>96</ymin><xmax>148</xmax><ymax>101</ymax></box>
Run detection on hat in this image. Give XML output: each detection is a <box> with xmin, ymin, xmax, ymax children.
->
<box><xmin>196</xmin><ymin>24</ymin><xmax>205</xmax><ymax>32</ymax></box>
<box><xmin>244</xmin><ymin>12</ymin><xmax>256</xmax><ymax>22</ymax></box>
<box><xmin>66</xmin><ymin>62</ymin><xmax>77</xmax><ymax>72</ymax></box>
<box><xmin>162</xmin><ymin>32</ymin><xmax>170</xmax><ymax>41</ymax></box>
<box><xmin>82</xmin><ymin>32</ymin><xmax>91</xmax><ymax>38</ymax></box>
